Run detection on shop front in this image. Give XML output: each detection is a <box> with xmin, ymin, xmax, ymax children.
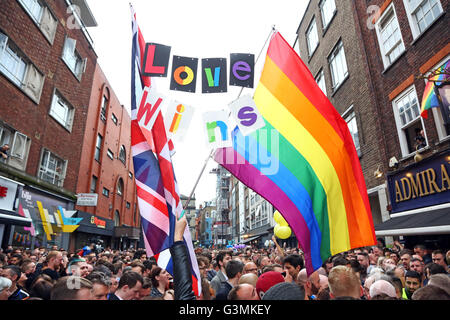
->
<box><xmin>113</xmin><ymin>225</ymin><xmax>141</xmax><ymax>250</ymax></box>
<box><xmin>15</xmin><ymin>185</ymin><xmax>76</xmax><ymax>250</ymax></box>
<box><xmin>72</xmin><ymin>211</ymin><xmax>115</xmax><ymax>253</ymax></box>
<box><xmin>375</xmin><ymin>149</ymin><xmax>450</xmax><ymax>250</ymax></box>
<box><xmin>0</xmin><ymin>175</ymin><xmax>31</xmax><ymax>249</ymax></box>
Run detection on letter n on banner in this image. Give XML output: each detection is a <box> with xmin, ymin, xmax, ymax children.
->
<box><xmin>230</xmin><ymin>53</ymin><xmax>255</xmax><ymax>88</ymax></box>
<box><xmin>202</xmin><ymin>58</ymin><xmax>227</xmax><ymax>93</ymax></box>
<box><xmin>170</xmin><ymin>56</ymin><xmax>198</xmax><ymax>93</ymax></box>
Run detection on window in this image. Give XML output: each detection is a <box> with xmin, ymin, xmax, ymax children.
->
<box><xmin>114</xmin><ymin>210</ymin><xmax>120</xmax><ymax>227</ymax></box>
<box><xmin>111</xmin><ymin>113</ymin><xmax>118</xmax><ymax>125</ymax></box>
<box><xmin>117</xmin><ymin>178</ymin><xmax>124</xmax><ymax>196</ymax></box>
<box><xmin>119</xmin><ymin>146</ymin><xmax>126</xmax><ymax>164</ymax></box>
<box><xmin>17</xmin><ymin>0</ymin><xmax>57</xmax><ymax>43</ymax></box>
<box><xmin>343</xmin><ymin>109</ymin><xmax>361</xmax><ymax>156</ymax></box>
<box><xmin>95</xmin><ymin>134</ymin><xmax>102</xmax><ymax>162</ymax></box>
<box><xmin>392</xmin><ymin>86</ymin><xmax>427</xmax><ymax>156</ymax></box>
<box><xmin>328</xmin><ymin>40</ymin><xmax>348</xmax><ymax>91</ymax></box>
<box><xmin>306</xmin><ymin>17</ymin><xmax>319</xmax><ymax>56</ymax></box>
<box><xmin>320</xmin><ymin>0</ymin><xmax>337</xmax><ymax>29</ymax></box>
<box><xmin>90</xmin><ymin>175</ymin><xmax>98</xmax><ymax>193</ymax></box>
<box><xmin>0</xmin><ymin>122</ymin><xmax>30</xmax><ymax>170</ymax></box>
<box><xmin>38</xmin><ymin>150</ymin><xmax>66</xmax><ymax>187</ymax></box>
<box><xmin>315</xmin><ymin>69</ymin><xmax>327</xmax><ymax>96</ymax></box>
<box><xmin>107</xmin><ymin>149</ymin><xmax>114</xmax><ymax>160</ymax></box>
<box><xmin>100</xmin><ymin>95</ymin><xmax>108</xmax><ymax>121</ymax></box>
<box><xmin>102</xmin><ymin>187</ymin><xmax>110</xmax><ymax>198</ymax></box>
<box><xmin>375</xmin><ymin>5</ymin><xmax>405</xmax><ymax>68</ymax></box>
<box><xmin>404</xmin><ymin>0</ymin><xmax>443</xmax><ymax>38</ymax></box>
<box><xmin>129</xmin><ymin>172</ymin><xmax>133</xmax><ymax>179</ymax></box>
<box><xmin>49</xmin><ymin>91</ymin><xmax>74</xmax><ymax>130</ymax></box>
<box><xmin>0</xmin><ymin>31</ymin><xmax>45</xmax><ymax>103</ymax></box>
<box><xmin>62</xmin><ymin>37</ymin><xmax>86</xmax><ymax>80</ymax></box>
<box><xmin>126</xmin><ymin>202</ymin><xmax>131</xmax><ymax>209</ymax></box>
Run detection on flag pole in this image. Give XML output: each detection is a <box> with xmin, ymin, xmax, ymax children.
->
<box><xmin>181</xmin><ymin>26</ymin><xmax>276</xmax><ymax>214</ymax></box>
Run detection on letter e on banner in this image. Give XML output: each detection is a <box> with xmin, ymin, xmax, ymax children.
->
<box><xmin>230</xmin><ymin>53</ymin><xmax>255</xmax><ymax>88</ymax></box>
<box><xmin>229</xmin><ymin>95</ymin><xmax>266</xmax><ymax>136</ymax></box>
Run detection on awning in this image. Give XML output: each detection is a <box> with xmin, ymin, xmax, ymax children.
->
<box><xmin>242</xmin><ymin>235</ymin><xmax>260</xmax><ymax>244</ymax></box>
<box><xmin>0</xmin><ymin>209</ymin><xmax>32</xmax><ymax>227</ymax></box>
<box><xmin>375</xmin><ymin>207</ymin><xmax>450</xmax><ymax>236</ymax></box>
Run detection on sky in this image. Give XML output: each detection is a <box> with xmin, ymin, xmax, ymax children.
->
<box><xmin>85</xmin><ymin>0</ymin><xmax>308</xmax><ymax>208</ymax></box>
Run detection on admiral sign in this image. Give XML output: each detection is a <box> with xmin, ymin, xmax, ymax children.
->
<box><xmin>387</xmin><ymin>150</ymin><xmax>450</xmax><ymax>213</ymax></box>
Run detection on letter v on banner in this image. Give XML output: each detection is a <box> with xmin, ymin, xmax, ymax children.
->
<box><xmin>136</xmin><ymin>86</ymin><xmax>167</xmax><ymax>134</ymax></box>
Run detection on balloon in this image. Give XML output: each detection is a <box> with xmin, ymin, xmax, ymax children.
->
<box><xmin>273</xmin><ymin>211</ymin><xmax>289</xmax><ymax>226</ymax></box>
<box><xmin>274</xmin><ymin>224</ymin><xmax>292</xmax><ymax>239</ymax></box>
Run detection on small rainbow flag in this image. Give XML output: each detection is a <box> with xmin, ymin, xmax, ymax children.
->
<box><xmin>215</xmin><ymin>32</ymin><xmax>376</xmax><ymax>274</ymax></box>
<box><xmin>420</xmin><ymin>59</ymin><xmax>449</xmax><ymax>119</ymax></box>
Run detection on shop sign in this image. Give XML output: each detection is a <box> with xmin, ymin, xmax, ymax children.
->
<box><xmin>76</xmin><ymin>193</ymin><xmax>98</xmax><ymax>206</ymax></box>
<box><xmin>0</xmin><ymin>176</ymin><xmax>19</xmax><ymax>211</ymax></box>
<box><xmin>90</xmin><ymin>216</ymin><xmax>106</xmax><ymax>229</ymax></box>
<box><xmin>387</xmin><ymin>151</ymin><xmax>450</xmax><ymax>213</ymax></box>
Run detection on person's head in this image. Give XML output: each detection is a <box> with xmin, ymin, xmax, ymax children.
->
<box><xmin>21</xmin><ymin>259</ymin><xmax>36</xmax><ymax>275</ymax></box>
<box><xmin>409</xmin><ymin>258</ymin><xmax>424</xmax><ymax>276</ymax></box>
<box><xmin>86</xmin><ymin>272</ymin><xmax>111</xmax><ymax>300</ymax></box>
<box><xmin>305</xmin><ymin>270</ymin><xmax>321</xmax><ymax>297</ymax></box>
<box><xmin>9</xmin><ymin>254</ymin><xmax>23</xmax><ymax>266</ymax></box>
<box><xmin>1</xmin><ymin>144</ymin><xmax>9</xmax><ymax>151</ymax></box>
<box><xmin>413</xmin><ymin>244</ymin><xmax>427</xmax><ymax>258</ymax></box>
<box><xmin>228</xmin><ymin>283</ymin><xmax>259</xmax><ymax>300</ymax></box>
<box><xmin>368</xmin><ymin>280</ymin><xmax>397</xmax><ymax>300</ymax></box>
<box><xmin>356</xmin><ymin>252</ymin><xmax>369</xmax><ymax>270</ymax></box>
<box><xmin>137</xmin><ymin>277</ymin><xmax>152</xmax><ymax>300</ymax></box>
<box><xmin>400</xmin><ymin>252</ymin><xmax>412</xmax><ymax>270</ymax></box>
<box><xmin>243</xmin><ymin>262</ymin><xmax>258</xmax><ymax>275</ymax></box>
<box><xmin>46</xmin><ymin>251</ymin><xmax>63</xmax><ymax>270</ymax></box>
<box><xmin>412</xmin><ymin>285</ymin><xmax>450</xmax><ymax>300</ymax></box>
<box><xmin>426</xmin><ymin>263</ymin><xmax>447</xmax><ymax>277</ymax></box>
<box><xmin>255</xmin><ymin>271</ymin><xmax>284</xmax><ymax>299</ymax></box>
<box><xmin>238</xmin><ymin>272</ymin><xmax>258</xmax><ymax>287</ymax></box>
<box><xmin>427</xmin><ymin>274</ymin><xmax>450</xmax><ymax>297</ymax></box>
<box><xmin>389</xmin><ymin>252</ymin><xmax>400</xmax><ymax>264</ymax></box>
<box><xmin>130</xmin><ymin>260</ymin><xmax>145</xmax><ymax>275</ymax></box>
<box><xmin>50</xmin><ymin>276</ymin><xmax>93</xmax><ymax>300</ymax></box>
<box><xmin>1</xmin><ymin>265</ymin><xmax>21</xmax><ymax>285</ymax></box>
<box><xmin>197</xmin><ymin>255</ymin><xmax>210</xmax><ymax>279</ymax></box>
<box><xmin>431</xmin><ymin>250</ymin><xmax>447</xmax><ymax>268</ymax></box>
<box><xmin>29</xmin><ymin>278</ymin><xmax>53</xmax><ymax>300</ymax></box>
<box><xmin>142</xmin><ymin>259</ymin><xmax>157</xmax><ymax>278</ymax></box>
<box><xmin>150</xmin><ymin>267</ymin><xmax>171</xmax><ymax>290</ymax></box>
<box><xmin>216</xmin><ymin>250</ymin><xmax>232</xmax><ymax>271</ymax></box>
<box><xmin>262</xmin><ymin>282</ymin><xmax>305</xmax><ymax>300</ymax></box>
<box><xmin>382</xmin><ymin>258</ymin><xmax>396</xmax><ymax>272</ymax></box>
<box><xmin>68</xmin><ymin>258</ymin><xmax>90</xmax><ymax>278</ymax></box>
<box><xmin>282</xmin><ymin>254</ymin><xmax>304</xmax><ymax>281</ymax></box>
<box><xmin>404</xmin><ymin>270</ymin><xmax>421</xmax><ymax>295</ymax></box>
<box><xmin>225</xmin><ymin>260</ymin><xmax>244</xmax><ymax>281</ymax></box>
<box><xmin>258</xmin><ymin>256</ymin><xmax>271</xmax><ymax>269</ymax></box>
<box><xmin>328</xmin><ymin>266</ymin><xmax>363</xmax><ymax>299</ymax></box>
<box><xmin>116</xmin><ymin>271</ymin><xmax>143</xmax><ymax>300</ymax></box>
<box><xmin>0</xmin><ymin>277</ymin><xmax>12</xmax><ymax>300</ymax></box>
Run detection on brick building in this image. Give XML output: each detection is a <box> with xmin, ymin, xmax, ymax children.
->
<box><xmin>74</xmin><ymin>63</ymin><xmax>140</xmax><ymax>252</ymax></box>
<box><xmin>297</xmin><ymin>0</ymin><xmax>449</xmax><ymax>249</ymax></box>
<box><xmin>0</xmin><ymin>0</ymin><xmax>98</xmax><ymax>250</ymax></box>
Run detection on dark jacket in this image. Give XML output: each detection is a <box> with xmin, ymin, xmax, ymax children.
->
<box><xmin>170</xmin><ymin>241</ymin><xmax>196</xmax><ymax>300</ymax></box>
<box><xmin>108</xmin><ymin>293</ymin><xmax>120</xmax><ymax>300</ymax></box>
<box><xmin>214</xmin><ymin>282</ymin><xmax>232</xmax><ymax>300</ymax></box>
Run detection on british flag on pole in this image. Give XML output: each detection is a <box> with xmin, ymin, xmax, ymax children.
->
<box><xmin>130</xmin><ymin>4</ymin><xmax>201</xmax><ymax>296</ymax></box>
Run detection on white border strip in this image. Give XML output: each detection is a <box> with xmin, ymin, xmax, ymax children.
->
<box><xmin>0</xmin><ymin>213</ymin><xmax>32</xmax><ymax>223</ymax></box>
<box><xmin>390</xmin><ymin>202</ymin><xmax>450</xmax><ymax>218</ymax></box>
<box><xmin>376</xmin><ymin>225</ymin><xmax>450</xmax><ymax>236</ymax></box>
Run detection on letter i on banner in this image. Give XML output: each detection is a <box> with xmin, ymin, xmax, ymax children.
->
<box><xmin>164</xmin><ymin>100</ymin><xmax>195</xmax><ymax>142</ymax></box>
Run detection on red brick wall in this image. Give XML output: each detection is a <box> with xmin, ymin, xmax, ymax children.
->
<box><xmin>76</xmin><ymin>63</ymin><xmax>138</xmax><ymax>227</ymax></box>
<box><xmin>0</xmin><ymin>0</ymin><xmax>97</xmax><ymax>192</ymax></box>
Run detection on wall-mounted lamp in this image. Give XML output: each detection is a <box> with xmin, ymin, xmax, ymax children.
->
<box><xmin>374</xmin><ymin>165</ymin><xmax>383</xmax><ymax>178</ymax></box>
<box><xmin>414</xmin><ymin>146</ymin><xmax>424</xmax><ymax>163</ymax></box>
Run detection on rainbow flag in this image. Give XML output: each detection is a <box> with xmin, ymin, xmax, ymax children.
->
<box><xmin>420</xmin><ymin>59</ymin><xmax>449</xmax><ymax>119</ymax></box>
<box><xmin>215</xmin><ymin>32</ymin><xmax>376</xmax><ymax>274</ymax></box>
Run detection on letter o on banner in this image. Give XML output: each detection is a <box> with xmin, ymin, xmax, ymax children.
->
<box><xmin>174</xmin><ymin>66</ymin><xmax>194</xmax><ymax>85</ymax></box>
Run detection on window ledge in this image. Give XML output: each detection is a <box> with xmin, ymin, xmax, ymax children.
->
<box><xmin>435</xmin><ymin>135</ymin><xmax>450</xmax><ymax>145</ymax></box>
<box><xmin>399</xmin><ymin>145</ymin><xmax>431</xmax><ymax>162</ymax></box>
<box><xmin>381</xmin><ymin>50</ymin><xmax>407</xmax><ymax>75</ymax></box>
<box><xmin>61</xmin><ymin>57</ymin><xmax>83</xmax><ymax>83</ymax></box>
<box><xmin>410</xmin><ymin>11</ymin><xmax>446</xmax><ymax>46</ymax></box>
<box><xmin>331</xmin><ymin>74</ymin><xmax>350</xmax><ymax>97</ymax></box>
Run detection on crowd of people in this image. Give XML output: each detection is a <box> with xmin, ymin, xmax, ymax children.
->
<box><xmin>1</xmin><ymin>216</ymin><xmax>449</xmax><ymax>301</ymax></box>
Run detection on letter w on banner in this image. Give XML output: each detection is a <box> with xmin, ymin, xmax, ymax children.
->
<box><xmin>130</xmin><ymin>4</ymin><xmax>201</xmax><ymax>297</ymax></box>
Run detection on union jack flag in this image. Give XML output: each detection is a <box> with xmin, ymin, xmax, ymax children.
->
<box><xmin>130</xmin><ymin>4</ymin><xmax>201</xmax><ymax>297</ymax></box>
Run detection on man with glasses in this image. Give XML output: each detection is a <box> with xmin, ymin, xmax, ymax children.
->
<box><xmin>243</xmin><ymin>262</ymin><xmax>258</xmax><ymax>275</ymax></box>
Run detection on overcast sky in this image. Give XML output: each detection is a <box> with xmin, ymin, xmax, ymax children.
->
<box><xmin>85</xmin><ymin>0</ymin><xmax>308</xmax><ymax>207</ymax></box>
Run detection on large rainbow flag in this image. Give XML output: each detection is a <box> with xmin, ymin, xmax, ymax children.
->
<box><xmin>420</xmin><ymin>59</ymin><xmax>449</xmax><ymax>119</ymax></box>
<box><xmin>215</xmin><ymin>32</ymin><xmax>376</xmax><ymax>274</ymax></box>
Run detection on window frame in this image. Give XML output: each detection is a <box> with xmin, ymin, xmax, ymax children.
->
<box><xmin>49</xmin><ymin>90</ymin><xmax>75</xmax><ymax>131</ymax></box>
<box><xmin>374</xmin><ymin>3</ymin><xmax>406</xmax><ymax>69</ymax></box>
<box><xmin>306</xmin><ymin>17</ymin><xmax>319</xmax><ymax>57</ymax></box>
<box><xmin>94</xmin><ymin>134</ymin><xmax>102</xmax><ymax>162</ymax></box>
<box><xmin>328</xmin><ymin>40</ymin><xmax>349</xmax><ymax>92</ymax></box>
<box><xmin>315</xmin><ymin>68</ymin><xmax>327</xmax><ymax>96</ymax></box>
<box><xmin>38</xmin><ymin>149</ymin><xmax>67</xmax><ymax>187</ymax></box>
<box><xmin>403</xmin><ymin>0</ymin><xmax>444</xmax><ymax>39</ymax></box>
<box><xmin>392</xmin><ymin>85</ymin><xmax>428</xmax><ymax>157</ymax></box>
<box><xmin>342</xmin><ymin>107</ymin><xmax>361</xmax><ymax>157</ymax></box>
<box><xmin>61</xmin><ymin>36</ymin><xmax>86</xmax><ymax>81</ymax></box>
<box><xmin>319</xmin><ymin>0</ymin><xmax>337</xmax><ymax>30</ymax></box>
